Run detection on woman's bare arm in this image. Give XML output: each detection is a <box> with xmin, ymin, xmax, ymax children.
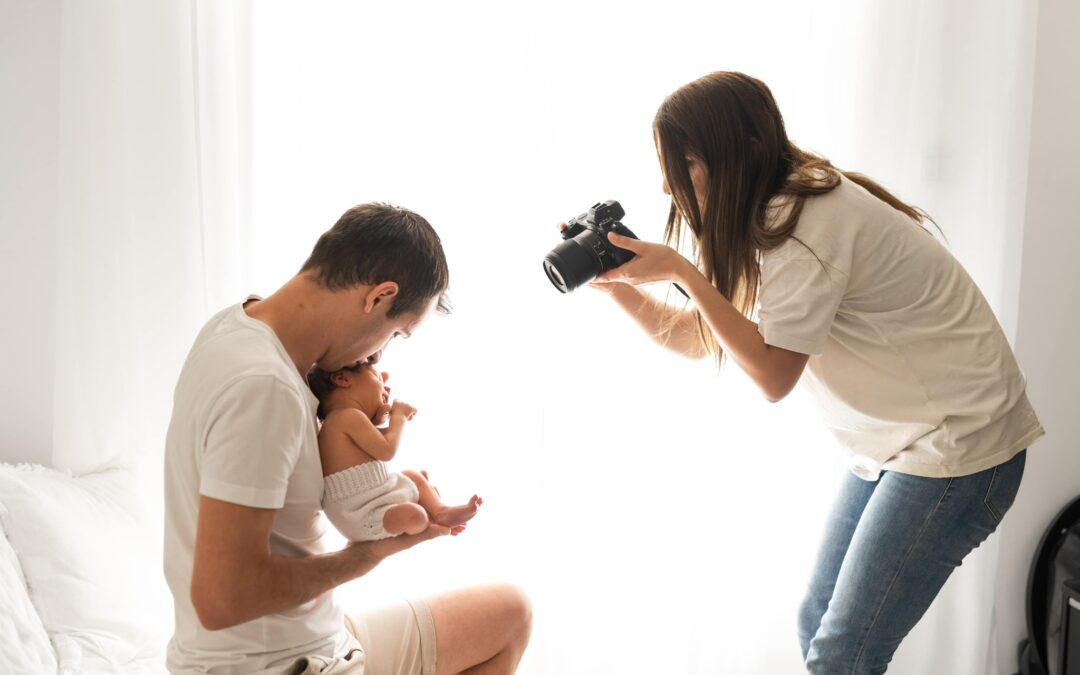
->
<box><xmin>603</xmin><ymin>283</ymin><xmax>709</xmax><ymax>359</ymax></box>
<box><xmin>675</xmin><ymin>262</ymin><xmax>808</xmax><ymax>401</ymax></box>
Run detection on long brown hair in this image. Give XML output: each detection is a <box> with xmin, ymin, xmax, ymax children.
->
<box><xmin>652</xmin><ymin>71</ymin><xmax>928</xmax><ymax>359</ymax></box>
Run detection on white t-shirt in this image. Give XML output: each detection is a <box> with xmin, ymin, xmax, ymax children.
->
<box><xmin>757</xmin><ymin>175</ymin><xmax>1044</xmax><ymax>480</ymax></box>
<box><xmin>164</xmin><ymin>299</ymin><xmax>356</xmax><ymax>674</ymax></box>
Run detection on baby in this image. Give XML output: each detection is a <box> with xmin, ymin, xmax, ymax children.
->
<box><xmin>307</xmin><ymin>361</ymin><xmax>481</xmax><ymax>541</ymax></box>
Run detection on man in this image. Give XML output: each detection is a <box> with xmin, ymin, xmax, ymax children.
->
<box><xmin>164</xmin><ymin>203</ymin><xmax>531</xmax><ymax>674</ymax></box>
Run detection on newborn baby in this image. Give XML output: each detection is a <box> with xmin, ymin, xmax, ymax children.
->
<box><xmin>307</xmin><ymin>361</ymin><xmax>481</xmax><ymax>541</ymax></box>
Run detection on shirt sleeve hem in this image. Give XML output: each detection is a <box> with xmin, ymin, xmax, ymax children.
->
<box><xmin>758</xmin><ymin>323</ymin><xmax>825</xmax><ymax>355</ymax></box>
<box><xmin>199</xmin><ymin>478</ymin><xmax>286</xmax><ymax>510</ymax></box>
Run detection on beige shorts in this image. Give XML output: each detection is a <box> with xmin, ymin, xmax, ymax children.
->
<box><xmin>285</xmin><ymin>598</ymin><xmax>436</xmax><ymax>675</ymax></box>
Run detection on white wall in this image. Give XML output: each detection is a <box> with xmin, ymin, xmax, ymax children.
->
<box><xmin>0</xmin><ymin>1</ymin><xmax>59</xmax><ymax>465</ymax></box>
<box><xmin>992</xmin><ymin>0</ymin><xmax>1080</xmax><ymax>671</ymax></box>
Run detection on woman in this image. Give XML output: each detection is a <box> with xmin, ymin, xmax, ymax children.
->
<box><xmin>593</xmin><ymin>72</ymin><xmax>1044</xmax><ymax>673</ymax></box>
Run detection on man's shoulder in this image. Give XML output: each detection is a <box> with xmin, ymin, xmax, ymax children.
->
<box><xmin>177</xmin><ymin>304</ymin><xmax>304</xmax><ymax>407</ymax></box>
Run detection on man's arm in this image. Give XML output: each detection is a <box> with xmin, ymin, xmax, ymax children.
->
<box><xmin>189</xmin><ymin>495</ymin><xmax>446</xmax><ymax>631</ymax></box>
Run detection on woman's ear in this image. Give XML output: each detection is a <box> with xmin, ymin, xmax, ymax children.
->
<box><xmin>363</xmin><ymin>282</ymin><xmax>399</xmax><ymax>313</ymax></box>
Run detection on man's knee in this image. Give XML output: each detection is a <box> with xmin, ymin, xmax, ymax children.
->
<box><xmin>494</xmin><ymin>583</ymin><xmax>532</xmax><ymax>641</ymax></box>
<box><xmin>472</xmin><ymin>582</ymin><xmax>532</xmax><ymax>650</ymax></box>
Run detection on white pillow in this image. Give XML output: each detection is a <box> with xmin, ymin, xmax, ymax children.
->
<box><xmin>0</xmin><ymin>520</ymin><xmax>57</xmax><ymax>673</ymax></box>
<box><xmin>0</xmin><ymin>463</ymin><xmax>171</xmax><ymax>674</ymax></box>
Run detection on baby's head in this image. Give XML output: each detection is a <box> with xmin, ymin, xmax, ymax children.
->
<box><xmin>307</xmin><ymin>361</ymin><xmax>390</xmax><ymax>422</ymax></box>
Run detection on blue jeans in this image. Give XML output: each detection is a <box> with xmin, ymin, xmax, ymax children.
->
<box><xmin>798</xmin><ymin>450</ymin><xmax>1026</xmax><ymax>674</ymax></box>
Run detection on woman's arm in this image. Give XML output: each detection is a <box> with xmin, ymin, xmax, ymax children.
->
<box><xmin>603</xmin><ymin>283</ymin><xmax>709</xmax><ymax>359</ymax></box>
<box><xmin>562</xmin><ymin>220</ymin><xmax>706</xmax><ymax>359</ymax></box>
<box><xmin>675</xmin><ymin>262</ymin><xmax>808</xmax><ymax>401</ymax></box>
<box><xmin>600</xmin><ymin>232</ymin><xmax>809</xmax><ymax>401</ymax></box>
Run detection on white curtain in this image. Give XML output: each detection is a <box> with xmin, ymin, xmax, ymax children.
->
<box><xmin>246</xmin><ymin>2</ymin><xmax>1038</xmax><ymax>673</ymax></box>
<box><xmin>44</xmin><ymin>0</ymin><xmax>1038</xmax><ymax>672</ymax></box>
<box><xmin>44</xmin><ymin>0</ymin><xmax>253</xmax><ymax>649</ymax></box>
<box><xmin>50</xmin><ymin>0</ymin><xmax>252</xmax><ymax>479</ymax></box>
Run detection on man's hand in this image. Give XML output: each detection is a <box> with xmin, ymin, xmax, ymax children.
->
<box><xmin>347</xmin><ymin>522</ymin><xmax>452</xmax><ymax>570</ymax></box>
<box><xmin>190</xmin><ymin>496</ymin><xmax>449</xmax><ymax>631</ymax></box>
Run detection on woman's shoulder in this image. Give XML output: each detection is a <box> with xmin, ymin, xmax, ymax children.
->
<box><xmin>764</xmin><ymin>166</ymin><xmax>844</xmax><ymax>226</ymax></box>
<box><xmin>761</xmin><ymin>177</ymin><xmax>875</xmax><ymax>275</ymax></box>
<box><xmin>777</xmin><ymin>173</ymin><xmax>906</xmax><ymax>235</ymax></box>
<box><xmin>763</xmin><ymin>195</ymin><xmax>844</xmax><ymax>258</ymax></box>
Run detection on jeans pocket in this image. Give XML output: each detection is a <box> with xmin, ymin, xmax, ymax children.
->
<box><xmin>983</xmin><ymin>450</ymin><xmax>1027</xmax><ymax>522</ymax></box>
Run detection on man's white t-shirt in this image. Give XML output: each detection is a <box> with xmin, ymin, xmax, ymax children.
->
<box><xmin>164</xmin><ymin>299</ymin><xmax>356</xmax><ymax>674</ymax></box>
<box><xmin>757</xmin><ymin>175</ymin><xmax>1044</xmax><ymax>480</ymax></box>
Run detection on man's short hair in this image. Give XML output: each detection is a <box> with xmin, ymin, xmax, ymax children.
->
<box><xmin>301</xmin><ymin>203</ymin><xmax>450</xmax><ymax>317</ymax></box>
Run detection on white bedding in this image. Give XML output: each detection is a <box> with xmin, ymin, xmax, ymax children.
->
<box><xmin>0</xmin><ymin>519</ymin><xmax>57</xmax><ymax>673</ymax></box>
<box><xmin>0</xmin><ymin>463</ymin><xmax>171</xmax><ymax>674</ymax></box>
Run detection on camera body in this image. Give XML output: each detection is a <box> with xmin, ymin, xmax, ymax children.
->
<box><xmin>543</xmin><ymin>200</ymin><xmax>639</xmax><ymax>293</ymax></box>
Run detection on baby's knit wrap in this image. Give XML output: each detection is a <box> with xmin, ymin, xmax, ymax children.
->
<box><xmin>322</xmin><ymin>462</ymin><xmax>420</xmax><ymax>541</ymax></box>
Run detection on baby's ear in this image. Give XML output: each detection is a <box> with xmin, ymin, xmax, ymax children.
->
<box><xmin>330</xmin><ymin>371</ymin><xmax>351</xmax><ymax>387</ymax></box>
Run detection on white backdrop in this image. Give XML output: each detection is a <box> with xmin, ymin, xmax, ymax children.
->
<box><xmin>0</xmin><ymin>0</ymin><xmax>1051</xmax><ymax>673</ymax></box>
<box><xmin>245</xmin><ymin>2</ymin><xmax>1037</xmax><ymax>673</ymax></box>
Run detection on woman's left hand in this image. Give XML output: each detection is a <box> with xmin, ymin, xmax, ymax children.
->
<box><xmin>593</xmin><ymin>231</ymin><xmax>691</xmax><ymax>286</ymax></box>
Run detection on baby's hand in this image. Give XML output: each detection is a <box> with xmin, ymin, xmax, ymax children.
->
<box><xmin>372</xmin><ymin>403</ymin><xmax>391</xmax><ymax>427</ymax></box>
<box><xmin>390</xmin><ymin>400</ymin><xmax>418</xmax><ymax>421</ymax></box>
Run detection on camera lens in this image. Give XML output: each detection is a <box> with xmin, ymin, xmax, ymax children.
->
<box><xmin>543</xmin><ymin>260</ymin><xmax>568</xmax><ymax>292</ymax></box>
<box><xmin>543</xmin><ymin>234</ymin><xmax>603</xmax><ymax>293</ymax></box>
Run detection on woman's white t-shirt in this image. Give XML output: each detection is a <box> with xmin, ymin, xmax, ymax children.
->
<box><xmin>757</xmin><ymin>175</ymin><xmax>1043</xmax><ymax>480</ymax></box>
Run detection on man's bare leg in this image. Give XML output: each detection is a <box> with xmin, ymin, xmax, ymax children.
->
<box><xmin>402</xmin><ymin>470</ymin><xmax>482</xmax><ymax>535</ymax></box>
<box><xmin>428</xmin><ymin>583</ymin><xmax>532</xmax><ymax>675</ymax></box>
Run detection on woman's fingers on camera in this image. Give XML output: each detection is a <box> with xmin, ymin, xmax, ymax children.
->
<box><xmin>593</xmin><ymin>270</ymin><xmax>623</xmax><ymax>285</ymax></box>
<box><xmin>586</xmin><ymin>279</ymin><xmax>616</xmax><ymax>293</ymax></box>
<box><xmin>607</xmin><ymin>231</ymin><xmax>640</xmax><ymax>251</ymax></box>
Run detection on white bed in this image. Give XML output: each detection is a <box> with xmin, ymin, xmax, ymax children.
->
<box><xmin>0</xmin><ymin>463</ymin><xmax>172</xmax><ymax>674</ymax></box>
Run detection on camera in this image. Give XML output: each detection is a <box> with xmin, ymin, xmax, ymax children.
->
<box><xmin>543</xmin><ymin>200</ymin><xmax>639</xmax><ymax>293</ymax></box>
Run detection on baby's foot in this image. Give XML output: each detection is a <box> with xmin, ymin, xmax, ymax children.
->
<box><xmin>432</xmin><ymin>495</ymin><xmax>482</xmax><ymax>529</ymax></box>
